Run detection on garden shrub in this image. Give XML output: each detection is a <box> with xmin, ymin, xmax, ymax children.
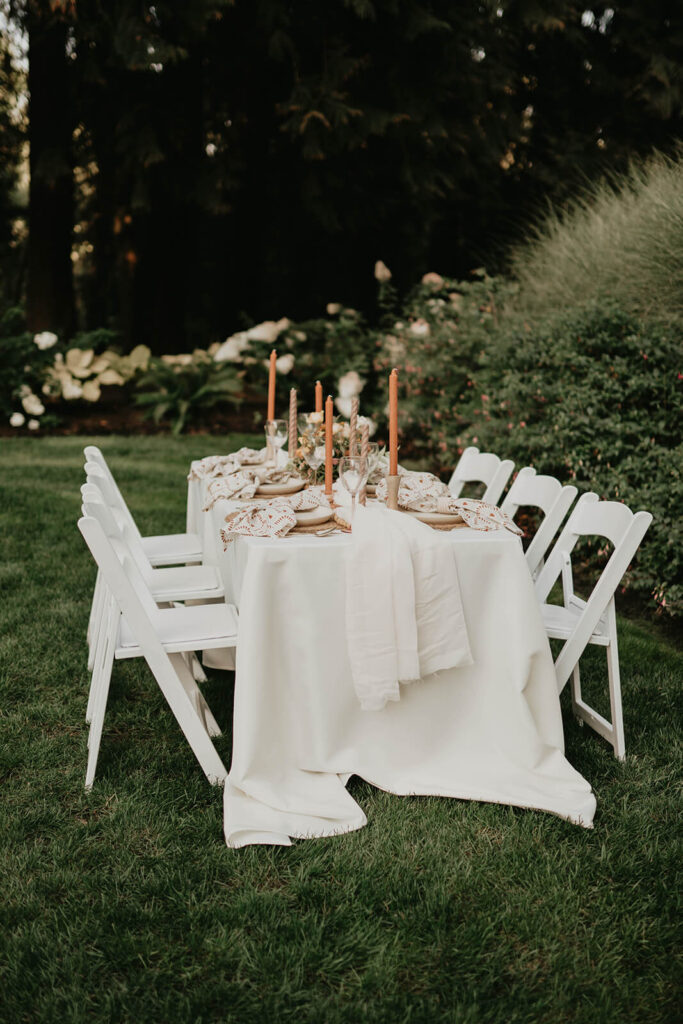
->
<box><xmin>383</xmin><ymin>297</ymin><xmax>682</xmax><ymax>617</ymax></box>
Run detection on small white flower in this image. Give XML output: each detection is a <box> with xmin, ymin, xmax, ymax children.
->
<box><xmin>9</xmin><ymin>412</ymin><xmax>25</xmax><ymax>427</ymax></box>
<box><xmin>358</xmin><ymin>414</ymin><xmax>376</xmax><ymax>437</ymax></box>
<box><xmin>374</xmin><ymin>260</ymin><xmax>392</xmax><ymax>282</ymax></box>
<box><xmin>292</xmin><ymin>330</ymin><xmax>307</xmax><ymax>342</ymax></box>
<box><xmin>247</xmin><ymin>319</ymin><xmax>288</xmax><ymax>344</ymax></box>
<box><xmin>421</xmin><ymin>272</ymin><xmax>444</xmax><ymax>290</ymax></box>
<box><xmin>276</xmin><ymin>354</ymin><xmax>295</xmax><ymax>374</ymax></box>
<box><xmin>21</xmin><ymin>392</ymin><xmax>45</xmax><ymax>416</ymax></box>
<box><xmin>308</xmin><ymin>410</ymin><xmax>324</xmax><ymax>424</ymax></box>
<box><xmin>335</xmin><ymin>397</ymin><xmax>352</xmax><ymax>418</ymax></box>
<box><xmin>326</xmin><ymin>302</ymin><xmax>342</xmax><ymax>315</ymax></box>
<box><xmin>213</xmin><ymin>332</ymin><xmax>250</xmax><ymax>363</ymax></box>
<box><xmin>27</xmin><ymin>418</ymin><xmax>40</xmax><ymax>430</ymax></box>
<box><xmin>409</xmin><ymin>318</ymin><xmax>430</xmax><ymax>337</ymax></box>
<box><xmin>338</xmin><ymin>370</ymin><xmax>364</xmax><ymax>399</ymax></box>
<box><xmin>61</xmin><ymin>376</ymin><xmax>83</xmax><ymax>401</ymax></box>
<box><xmin>81</xmin><ymin>379</ymin><xmax>101</xmax><ymax>402</ymax></box>
<box><xmin>33</xmin><ymin>331</ymin><xmax>58</xmax><ymax>350</ymax></box>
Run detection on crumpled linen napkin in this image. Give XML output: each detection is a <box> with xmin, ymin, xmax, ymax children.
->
<box><xmin>345</xmin><ymin>503</ymin><xmax>472</xmax><ymax>711</ymax></box>
<box><xmin>203</xmin><ymin>467</ymin><xmax>303</xmax><ymax>511</ymax></box>
<box><xmin>220</xmin><ymin>490</ymin><xmax>331</xmax><ymax>544</ymax></box>
<box><xmin>188</xmin><ymin>447</ymin><xmax>266</xmax><ymax>481</ymax></box>
<box><xmin>375</xmin><ymin>471</ymin><xmax>522</xmax><ymax>535</ymax></box>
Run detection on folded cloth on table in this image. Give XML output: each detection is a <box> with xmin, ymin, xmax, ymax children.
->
<box><xmin>203</xmin><ymin>467</ymin><xmax>305</xmax><ymax>511</ymax></box>
<box><xmin>188</xmin><ymin>447</ymin><xmax>266</xmax><ymax>481</ymax></box>
<box><xmin>220</xmin><ymin>499</ymin><xmax>296</xmax><ymax>543</ymax></box>
<box><xmin>204</xmin><ymin>470</ymin><xmax>262</xmax><ymax>509</ymax></box>
<box><xmin>345</xmin><ymin>503</ymin><xmax>473</xmax><ymax>711</ymax></box>
<box><xmin>219</xmin><ymin>490</ymin><xmax>330</xmax><ymax>544</ymax></box>
<box><xmin>375</xmin><ymin>471</ymin><xmax>521</xmax><ymax>535</ymax></box>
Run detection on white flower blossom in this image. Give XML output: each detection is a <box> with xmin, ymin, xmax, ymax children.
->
<box><xmin>421</xmin><ymin>272</ymin><xmax>444</xmax><ymax>290</ymax></box>
<box><xmin>61</xmin><ymin>376</ymin><xmax>83</xmax><ymax>401</ymax></box>
<box><xmin>21</xmin><ymin>392</ymin><xmax>45</xmax><ymax>416</ymax></box>
<box><xmin>337</xmin><ymin>370</ymin><xmax>365</xmax><ymax>399</ymax></box>
<box><xmin>358</xmin><ymin>414</ymin><xmax>377</xmax><ymax>437</ymax></box>
<box><xmin>9</xmin><ymin>412</ymin><xmax>25</xmax><ymax>427</ymax></box>
<box><xmin>374</xmin><ymin>260</ymin><xmax>392</xmax><ymax>282</ymax></box>
<box><xmin>33</xmin><ymin>331</ymin><xmax>58</xmax><ymax>350</ymax></box>
<box><xmin>247</xmin><ymin>319</ymin><xmax>289</xmax><ymax>344</ymax></box>
<box><xmin>276</xmin><ymin>354</ymin><xmax>295</xmax><ymax>374</ymax></box>
<box><xmin>326</xmin><ymin>303</ymin><xmax>342</xmax><ymax>315</ymax></box>
<box><xmin>409</xmin><ymin>318</ymin><xmax>430</xmax><ymax>337</ymax></box>
<box><xmin>81</xmin><ymin>379</ymin><xmax>101</xmax><ymax>402</ymax></box>
<box><xmin>27</xmin><ymin>419</ymin><xmax>40</xmax><ymax>430</ymax></box>
<box><xmin>213</xmin><ymin>332</ymin><xmax>250</xmax><ymax>363</ymax></box>
<box><xmin>335</xmin><ymin>397</ymin><xmax>353</xmax><ymax>418</ymax></box>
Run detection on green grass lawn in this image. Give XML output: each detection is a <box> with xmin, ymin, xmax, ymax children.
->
<box><xmin>1</xmin><ymin>436</ymin><xmax>680</xmax><ymax>1024</ymax></box>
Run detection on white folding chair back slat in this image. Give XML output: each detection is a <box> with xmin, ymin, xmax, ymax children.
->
<box><xmin>78</xmin><ymin>513</ymin><xmax>237</xmax><ymax>790</ymax></box>
<box><xmin>447</xmin><ymin>446</ymin><xmax>515</xmax><ymax>505</ymax></box>
<box><xmin>83</xmin><ymin>445</ymin><xmax>202</xmax><ymax>566</ymax></box>
<box><xmin>500</xmin><ymin>466</ymin><xmax>577</xmax><ymax>578</ymax></box>
<box><xmin>535</xmin><ymin>492</ymin><xmax>652</xmax><ymax>759</ymax></box>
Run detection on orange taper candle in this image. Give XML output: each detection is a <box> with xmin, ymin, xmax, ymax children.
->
<box><xmin>267</xmin><ymin>350</ymin><xmax>277</xmax><ymax>421</ymax></box>
<box><xmin>389</xmin><ymin>368</ymin><xmax>398</xmax><ymax>476</ymax></box>
<box><xmin>325</xmin><ymin>394</ymin><xmax>334</xmax><ymax>495</ymax></box>
<box><xmin>315</xmin><ymin>380</ymin><xmax>323</xmax><ymax>413</ymax></box>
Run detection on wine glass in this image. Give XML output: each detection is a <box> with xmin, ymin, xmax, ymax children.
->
<box><xmin>338</xmin><ymin>456</ymin><xmax>368</xmax><ymax>524</ymax></box>
<box><xmin>264</xmin><ymin>419</ymin><xmax>288</xmax><ymax>467</ymax></box>
<box><xmin>365</xmin><ymin>442</ymin><xmax>380</xmax><ymax>481</ymax></box>
<box><xmin>298</xmin><ymin>414</ymin><xmax>317</xmax><ymax>441</ymax></box>
<box><xmin>304</xmin><ymin>444</ymin><xmax>326</xmax><ymax>483</ymax></box>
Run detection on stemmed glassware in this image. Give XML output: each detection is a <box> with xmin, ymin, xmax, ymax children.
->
<box><xmin>264</xmin><ymin>419</ymin><xmax>288</xmax><ymax>467</ymax></box>
<box><xmin>303</xmin><ymin>444</ymin><xmax>326</xmax><ymax>481</ymax></box>
<box><xmin>338</xmin><ymin>456</ymin><xmax>368</xmax><ymax>524</ymax></box>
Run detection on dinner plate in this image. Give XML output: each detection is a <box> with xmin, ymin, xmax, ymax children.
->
<box><xmin>256</xmin><ymin>479</ymin><xmax>305</xmax><ymax>496</ymax></box>
<box><xmin>295</xmin><ymin>508</ymin><xmax>334</xmax><ymax>526</ymax></box>
<box><xmin>403</xmin><ymin>509</ymin><xmax>464</xmax><ymax>525</ymax></box>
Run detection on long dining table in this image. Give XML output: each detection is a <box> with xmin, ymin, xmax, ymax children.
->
<box><xmin>187</xmin><ymin>472</ymin><xmax>596</xmax><ymax>848</ymax></box>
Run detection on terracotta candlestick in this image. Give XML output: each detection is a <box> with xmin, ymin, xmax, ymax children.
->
<box><xmin>267</xmin><ymin>349</ymin><xmax>277</xmax><ymax>422</ymax></box>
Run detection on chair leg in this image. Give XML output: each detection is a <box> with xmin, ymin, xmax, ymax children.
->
<box><xmin>189</xmin><ymin>651</ymin><xmax>208</xmax><ymax>683</ymax></box>
<box><xmin>85</xmin><ymin>617</ymin><xmax>116</xmax><ymax>790</ymax></box>
<box><xmin>86</xmin><ymin>596</ymin><xmax>116</xmax><ymax>724</ymax></box>
<box><xmin>145</xmin><ymin>652</ymin><xmax>227</xmax><ymax>785</ymax></box>
<box><xmin>570</xmin><ymin>662</ymin><xmax>584</xmax><ymax>725</ymax></box>
<box><xmin>169</xmin><ymin>652</ymin><xmax>222</xmax><ymax>738</ymax></box>
<box><xmin>87</xmin><ymin>572</ymin><xmax>105</xmax><ymax>671</ymax></box>
<box><xmin>606</xmin><ymin>603</ymin><xmax>625</xmax><ymax>760</ymax></box>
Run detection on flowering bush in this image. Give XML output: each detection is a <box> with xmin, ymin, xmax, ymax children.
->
<box><xmin>372</xmin><ymin>270</ymin><xmax>515</xmax><ymax>464</ymax></box>
<box><xmin>381</xmin><ymin>293</ymin><xmax>682</xmax><ymax>618</ymax></box>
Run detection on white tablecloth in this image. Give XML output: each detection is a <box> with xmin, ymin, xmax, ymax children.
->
<box><xmin>187</xmin><ymin>478</ymin><xmax>596</xmax><ymax>847</ymax></box>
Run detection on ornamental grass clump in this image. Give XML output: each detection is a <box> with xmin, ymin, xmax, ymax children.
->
<box><xmin>509</xmin><ymin>148</ymin><xmax>683</xmax><ymax>323</ymax></box>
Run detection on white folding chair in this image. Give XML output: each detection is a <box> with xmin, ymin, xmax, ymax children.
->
<box><xmin>447</xmin><ymin>446</ymin><xmax>514</xmax><ymax>505</ymax></box>
<box><xmin>82</xmin><ymin>480</ymin><xmax>223</xmax><ymax>695</ymax></box>
<box><xmin>78</xmin><ymin>511</ymin><xmax>238</xmax><ymax>790</ymax></box>
<box><xmin>535</xmin><ymin>492</ymin><xmax>652</xmax><ymax>759</ymax></box>
<box><xmin>81</xmin><ymin>475</ymin><xmax>223</xmax><ymax>659</ymax></box>
<box><xmin>84</xmin><ymin>445</ymin><xmax>202</xmax><ymax>566</ymax></box>
<box><xmin>500</xmin><ymin>467</ymin><xmax>577</xmax><ymax>578</ymax></box>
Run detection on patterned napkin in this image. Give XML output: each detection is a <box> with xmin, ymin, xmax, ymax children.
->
<box><xmin>188</xmin><ymin>447</ymin><xmax>266</xmax><ymax>481</ymax></box>
<box><xmin>203</xmin><ymin>468</ymin><xmax>305</xmax><ymax>511</ymax></box>
<box><xmin>203</xmin><ymin>470</ymin><xmax>262</xmax><ymax>509</ymax></box>
<box><xmin>219</xmin><ymin>491</ymin><xmax>330</xmax><ymax>544</ymax></box>
<box><xmin>375</xmin><ymin>471</ymin><xmax>521</xmax><ymax>535</ymax></box>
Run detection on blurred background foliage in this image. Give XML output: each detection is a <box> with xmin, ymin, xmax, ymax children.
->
<box><xmin>1</xmin><ymin>0</ymin><xmax>682</xmax><ymax>350</ymax></box>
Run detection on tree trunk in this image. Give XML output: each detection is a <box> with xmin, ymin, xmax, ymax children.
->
<box><xmin>26</xmin><ymin>6</ymin><xmax>75</xmax><ymax>337</ymax></box>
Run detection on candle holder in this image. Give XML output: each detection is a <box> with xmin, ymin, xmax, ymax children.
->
<box><xmin>385</xmin><ymin>474</ymin><xmax>400</xmax><ymax>511</ymax></box>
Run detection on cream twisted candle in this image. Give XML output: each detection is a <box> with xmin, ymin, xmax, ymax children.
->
<box><xmin>360</xmin><ymin>422</ymin><xmax>370</xmax><ymax>505</ymax></box>
<box><xmin>288</xmin><ymin>387</ymin><xmax>297</xmax><ymax>463</ymax></box>
<box><xmin>349</xmin><ymin>397</ymin><xmax>359</xmax><ymax>455</ymax></box>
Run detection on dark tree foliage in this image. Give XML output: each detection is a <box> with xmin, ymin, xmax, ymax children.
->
<box><xmin>1</xmin><ymin>0</ymin><xmax>682</xmax><ymax>349</ymax></box>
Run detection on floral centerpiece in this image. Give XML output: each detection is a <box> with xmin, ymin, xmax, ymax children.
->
<box><xmin>289</xmin><ymin>411</ymin><xmax>383</xmax><ymax>486</ymax></box>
